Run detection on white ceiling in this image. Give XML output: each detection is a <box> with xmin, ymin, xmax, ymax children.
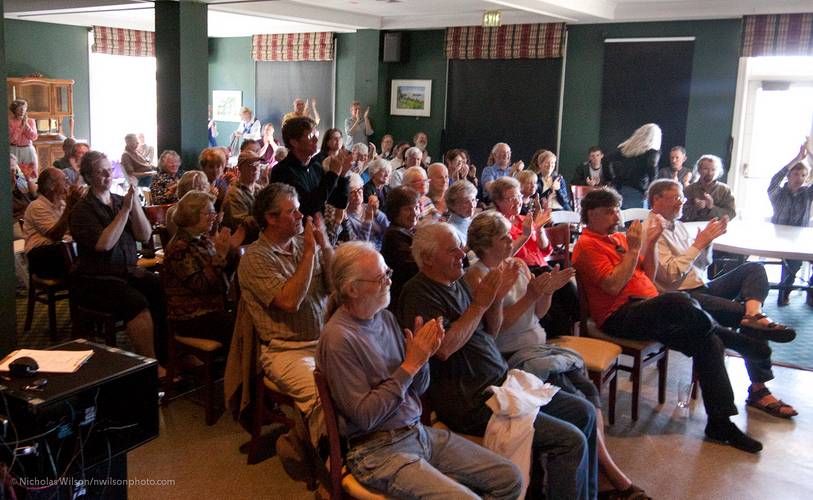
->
<box><xmin>4</xmin><ymin>0</ymin><xmax>813</xmax><ymax>37</ymax></box>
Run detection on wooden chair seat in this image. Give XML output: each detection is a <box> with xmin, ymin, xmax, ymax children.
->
<box><xmin>582</xmin><ymin>318</ymin><xmax>662</xmax><ymax>351</ymax></box>
<box><xmin>31</xmin><ymin>275</ymin><xmax>66</xmax><ymax>288</ymax></box>
<box><xmin>174</xmin><ymin>335</ymin><xmax>222</xmax><ymax>352</ymax></box>
<box><xmin>548</xmin><ymin>336</ymin><xmax>621</xmax><ymax>372</ymax></box>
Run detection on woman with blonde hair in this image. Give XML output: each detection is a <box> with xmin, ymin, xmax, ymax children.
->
<box><xmin>528</xmin><ymin>149</ymin><xmax>571</xmax><ymax>211</ymax></box>
<box><xmin>604</xmin><ymin>123</ymin><xmax>662</xmax><ymax>209</ymax></box>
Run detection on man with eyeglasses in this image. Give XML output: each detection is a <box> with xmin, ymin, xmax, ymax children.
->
<box><xmin>270</xmin><ymin>116</ymin><xmax>352</xmax><ymax>217</ymax></box>
<box><xmin>317</xmin><ymin>241</ymin><xmax>522</xmax><ymax>499</ymax></box>
<box><xmin>238</xmin><ymin>182</ymin><xmax>334</xmax><ymax>481</ymax></box>
<box><xmin>647</xmin><ymin>179</ymin><xmax>798</xmax><ymax>419</ymax></box>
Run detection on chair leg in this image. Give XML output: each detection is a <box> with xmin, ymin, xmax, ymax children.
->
<box><xmin>247</xmin><ymin>376</ymin><xmax>266</xmax><ymax>465</ymax></box>
<box><xmin>163</xmin><ymin>337</ymin><xmax>177</xmax><ymax>405</ymax></box>
<box><xmin>657</xmin><ymin>350</ymin><xmax>669</xmax><ymax>405</ymax></box>
<box><xmin>631</xmin><ymin>355</ymin><xmax>642</xmax><ymax>421</ymax></box>
<box><xmin>204</xmin><ymin>351</ymin><xmax>217</xmax><ymax>426</ymax></box>
<box><xmin>24</xmin><ymin>281</ymin><xmax>36</xmax><ymax>332</ymax></box>
<box><xmin>47</xmin><ymin>289</ymin><xmax>58</xmax><ymax>338</ymax></box>
<box><xmin>691</xmin><ymin>360</ymin><xmax>700</xmax><ymax>400</ymax></box>
<box><xmin>608</xmin><ymin>369</ymin><xmax>617</xmax><ymax>426</ymax></box>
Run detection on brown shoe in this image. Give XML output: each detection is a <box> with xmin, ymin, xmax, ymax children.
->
<box><xmin>277</xmin><ymin>429</ymin><xmax>317</xmax><ymax>484</ymax></box>
<box><xmin>777</xmin><ymin>290</ymin><xmax>790</xmax><ymax>306</ymax></box>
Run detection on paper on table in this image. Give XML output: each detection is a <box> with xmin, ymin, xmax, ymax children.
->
<box><xmin>0</xmin><ymin>349</ymin><xmax>94</xmax><ymax>373</ymax></box>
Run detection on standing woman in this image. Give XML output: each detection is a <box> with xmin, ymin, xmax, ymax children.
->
<box><xmin>229</xmin><ymin>106</ymin><xmax>261</xmax><ymax>161</ymax></box>
<box><xmin>604</xmin><ymin>123</ymin><xmax>662</xmax><ymax>209</ymax></box>
<box><xmin>258</xmin><ymin>122</ymin><xmax>280</xmax><ymax>167</ymax></box>
<box><xmin>8</xmin><ymin>100</ymin><xmax>39</xmax><ymax>179</ymax></box>
<box><xmin>529</xmin><ymin>149</ymin><xmax>571</xmax><ymax>211</ymax></box>
<box><xmin>312</xmin><ymin>128</ymin><xmax>343</xmax><ymax>166</ymax></box>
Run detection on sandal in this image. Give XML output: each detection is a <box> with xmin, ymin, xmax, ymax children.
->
<box><xmin>740</xmin><ymin>314</ymin><xmax>796</xmax><ymax>343</ymax></box>
<box><xmin>746</xmin><ymin>387</ymin><xmax>798</xmax><ymax>419</ymax></box>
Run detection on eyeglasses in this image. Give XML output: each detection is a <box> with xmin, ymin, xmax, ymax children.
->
<box><xmin>357</xmin><ymin>268</ymin><xmax>393</xmax><ymax>287</ymax></box>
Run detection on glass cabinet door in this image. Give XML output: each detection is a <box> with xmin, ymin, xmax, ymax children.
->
<box><xmin>14</xmin><ymin>82</ymin><xmax>50</xmax><ymax>113</ymax></box>
<box><xmin>54</xmin><ymin>85</ymin><xmax>71</xmax><ymax>113</ymax></box>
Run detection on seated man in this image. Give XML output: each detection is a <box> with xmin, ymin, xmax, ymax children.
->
<box><xmin>120</xmin><ymin>133</ymin><xmax>157</xmax><ymax>188</ymax></box>
<box><xmin>648</xmin><ymin>179</ymin><xmax>797</xmax><ymax>418</ymax></box>
<box><xmin>53</xmin><ymin>137</ymin><xmax>76</xmax><ymax>170</ymax></box>
<box><xmin>573</xmin><ymin>188</ymin><xmax>769</xmax><ymax>453</ymax></box>
<box><xmin>397</xmin><ymin>223</ymin><xmax>597</xmax><ymax>500</ymax></box>
<box><xmin>69</xmin><ymin>151</ymin><xmax>166</xmax><ymax>372</ymax></box>
<box><xmin>238</xmin><ymin>182</ymin><xmax>333</xmax><ymax>445</ymax></box>
<box><xmin>480</xmin><ymin>142</ymin><xmax>523</xmax><ymax>196</ymax></box>
<box><xmin>221</xmin><ymin>151</ymin><xmax>261</xmax><ymax>233</ymax></box>
<box><xmin>571</xmin><ymin>146</ymin><xmax>613</xmax><ymax>187</ymax></box>
<box><xmin>317</xmin><ymin>241</ymin><xmax>522</xmax><ymax>499</ymax></box>
<box><xmin>681</xmin><ymin>154</ymin><xmax>736</xmax><ymax>222</ymax></box>
<box><xmin>658</xmin><ymin>146</ymin><xmax>695</xmax><ymax>187</ymax></box>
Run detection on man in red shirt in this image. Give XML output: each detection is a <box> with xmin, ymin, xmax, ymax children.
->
<box><xmin>573</xmin><ymin>188</ymin><xmax>768</xmax><ymax>453</ymax></box>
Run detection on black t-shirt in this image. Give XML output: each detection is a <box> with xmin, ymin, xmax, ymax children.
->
<box><xmin>69</xmin><ymin>193</ymin><xmax>137</xmax><ymax>277</ymax></box>
<box><xmin>396</xmin><ymin>272</ymin><xmax>507</xmax><ymax>435</ymax></box>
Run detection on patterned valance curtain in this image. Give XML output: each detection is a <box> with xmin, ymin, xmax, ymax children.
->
<box><xmin>252</xmin><ymin>33</ymin><xmax>335</xmax><ymax>62</ymax></box>
<box><xmin>741</xmin><ymin>14</ymin><xmax>813</xmax><ymax>57</ymax></box>
<box><xmin>92</xmin><ymin>26</ymin><xmax>156</xmax><ymax>57</ymax></box>
<box><xmin>445</xmin><ymin>23</ymin><xmax>565</xmax><ymax>60</ymax></box>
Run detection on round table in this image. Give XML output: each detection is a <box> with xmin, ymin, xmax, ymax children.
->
<box><xmin>683</xmin><ymin>220</ymin><xmax>813</xmax><ymax>261</ymax></box>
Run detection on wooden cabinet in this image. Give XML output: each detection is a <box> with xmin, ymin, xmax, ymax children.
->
<box><xmin>7</xmin><ymin>76</ymin><xmax>75</xmax><ymax>167</ymax></box>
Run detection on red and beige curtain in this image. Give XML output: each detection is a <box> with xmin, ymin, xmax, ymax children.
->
<box><xmin>445</xmin><ymin>23</ymin><xmax>565</xmax><ymax>60</ymax></box>
<box><xmin>92</xmin><ymin>26</ymin><xmax>156</xmax><ymax>57</ymax></box>
<box><xmin>741</xmin><ymin>14</ymin><xmax>813</xmax><ymax>57</ymax></box>
<box><xmin>252</xmin><ymin>32</ymin><xmax>335</xmax><ymax>62</ymax></box>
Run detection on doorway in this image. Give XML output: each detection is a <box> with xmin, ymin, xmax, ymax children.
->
<box><xmin>730</xmin><ymin>56</ymin><xmax>813</xmax><ymax>221</ymax></box>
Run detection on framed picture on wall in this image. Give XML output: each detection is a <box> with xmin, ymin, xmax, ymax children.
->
<box><xmin>390</xmin><ymin>79</ymin><xmax>432</xmax><ymax>117</ymax></box>
<box><xmin>212</xmin><ymin>90</ymin><xmax>242</xmax><ymax>122</ymax></box>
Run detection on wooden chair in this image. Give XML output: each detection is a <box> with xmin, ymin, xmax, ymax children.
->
<box><xmin>544</xmin><ymin>224</ymin><xmax>572</xmax><ymax>268</ymax></box>
<box><xmin>247</xmin><ymin>371</ymin><xmax>302</xmax><ymax>465</ymax></box>
<box><xmin>23</xmin><ymin>241</ymin><xmax>72</xmax><ymax>338</ymax></box>
<box><xmin>575</xmin><ymin>275</ymin><xmax>669</xmax><ymax>421</ymax></box>
<box><xmin>143</xmin><ymin>203</ymin><xmax>174</xmax><ymax>227</ymax></box>
<box><xmin>314</xmin><ymin>368</ymin><xmax>390</xmax><ymax>500</ymax></box>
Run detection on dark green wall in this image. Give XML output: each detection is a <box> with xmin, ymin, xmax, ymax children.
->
<box><xmin>0</xmin><ymin>0</ymin><xmax>16</xmax><ymax>356</ymax></box>
<box><xmin>560</xmin><ymin>19</ymin><xmax>742</xmax><ymax>179</ymax></box>
<box><xmin>207</xmin><ymin>36</ymin><xmax>255</xmax><ymax>146</ymax></box>
<box><xmin>383</xmin><ymin>30</ymin><xmax>447</xmax><ymax>160</ymax></box>
<box><xmin>4</xmin><ymin>19</ymin><xmax>91</xmax><ymax>140</ymax></box>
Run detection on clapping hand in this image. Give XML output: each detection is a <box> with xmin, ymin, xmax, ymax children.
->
<box><xmin>473</xmin><ymin>265</ymin><xmax>504</xmax><ymax>310</ymax></box>
<box><xmin>511</xmin><ymin>160</ymin><xmax>525</xmax><ymax>175</ymax></box>
<box><xmin>313</xmin><ymin>212</ymin><xmax>331</xmax><ymax>249</ymax></box>
<box><xmin>544</xmin><ymin>264</ymin><xmax>575</xmax><ymax>294</ymax></box>
<box><xmin>646</xmin><ymin>213</ymin><xmax>667</xmax><ymax>244</ymax></box>
<box><xmin>552</xmin><ymin>176</ymin><xmax>561</xmax><ymax>191</ymax></box>
<box><xmin>627</xmin><ymin>219</ymin><xmax>643</xmax><ymax>253</ymax></box>
<box><xmin>403</xmin><ymin>316</ymin><xmax>445</xmax><ymax>374</ymax></box>
<box><xmin>694</xmin><ymin>216</ymin><xmax>728</xmax><ymax>249</ymax></box>
<box><xmin>213</xmin><ymin>227</ymin><xmax>232</xmax><ymax>258</ymax></box>
<box><xmin>495</xmin><ymin>260</ymin><xmax>522</xmax><ymax>300</ymax></box>
<box><xmin>303</xmin><ymin>216</ymin><xmax>316</xmax><ymax>255</ymax></box>
<box><xmin>365</xmin><ymin>195</ymin><xmax>379</xmax><ymax>222</ymax></box>
<box><xmin>364</xmin><ymin>106</ymin><xmax>371</xmax><ymax>120</ymax></box>
<box><xmin>331</xmin><ymin>148</ymin><xmax>353</xmax><ymax>176</ymax></box>
<box><xmin>122</xmin><ymin>184</ymin><xmax>136</xmax><ymax>213</ymax></box>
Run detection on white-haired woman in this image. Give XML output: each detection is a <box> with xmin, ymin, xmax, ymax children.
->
<box><xmin>350</xmin><ymin>142</ymin><xmax>371</xmax><ymax>182</ymax></box>
<box><xmin>444</xmin><ymin>180</ymin><xmax>478</xmax><ymax>245</ymax></box>
<box><xmin>165</xmin><ymin>171</ymin><xmax>210</xmax><ymax>236</ymax></box>
<box><xmin>150</xmin><ymin>150</ymin><xmax>182</xmax><ymax>205</ymax></box>
<box><xmin>389</xmin><ymin>146</ymin><xmax>423</xmax><ymax>188</ymax></box>
<box><xmin>334</xmin><ymin>173</ymin><xmax>389</xmax><ymax>250</ymax></box>
<box><xmin>363</xmin><ymin>158</ymin><xmax>391</xmax><ymax>210</ymax></box>
<box><xmin>162</xmin><ymin>190</ymin><xmax>233</xmax><ymax>344</ymax></box>
<box><xmin>604</xmin><ymin>123</ymin><xmax>662</xmax><ymax>209</ymax></box>
<box><xmin>465</xmin><ymin>211</ymin><xmax>650</xmax><ymax>500</ymax></box>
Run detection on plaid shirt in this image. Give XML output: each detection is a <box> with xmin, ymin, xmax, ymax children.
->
<box><xmin>768</xmin><ymin>161</ymin><xmax>813</xmax><ymax>227</ymax></box>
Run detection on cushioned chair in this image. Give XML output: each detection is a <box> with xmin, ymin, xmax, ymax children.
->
<box><xmin>23</xmin><ymin>241</ymin><xmax>72</xmax><ymax>338</ymax></box>
<box><xmin>314</xmin><ymin>368</ymin><xmax>390</xmax><ymax>500</ymax></box>
<box><xmin>575</xmin><ymin>275</ymin><xmax>669</xmax><ymax>421</ymax></box>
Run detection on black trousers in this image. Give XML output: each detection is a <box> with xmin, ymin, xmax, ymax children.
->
<box><xmin>602</xmin><ymin>292</ymin><xmax>737</xmax><ymax>418</ymax></box>
<box><xmin>529</xmin><ymin>265</ymin><xmax>580</xmax><ymax>337</ymax></box>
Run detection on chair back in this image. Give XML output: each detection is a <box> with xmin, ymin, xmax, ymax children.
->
<box><xmin>60</xmin><ymin>240</ymin><xmax>78</xmax><ymax>272</ymax></box>
<box><xmin>144</xmin><ymin>203</ymin><xmax>174</xmax><ymax>227</ymax></box>
<box><xmin>544</xmin><ymin>224</ymin><xmax>571</xmax><ymax>268</ymax></box>
<box><xmin>571</xmin><ymin>185</ymin><xmax>598</xmax><ymax>213</ymax></box>
<box><xmin>550</xmin><ymin>210</ymin><xmax>581</xmax><ymax>225</ymax></box>
<box><xmin>620</xmin><ymin>208</ymin><xmax>650</xmax><ymax>225</ymax></box>
<box><xmin>313</xmin><ymin>368</ymin><xmax>345</xmax><ymax>500</ymax></box>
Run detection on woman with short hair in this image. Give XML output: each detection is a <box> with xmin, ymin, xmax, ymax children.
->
<box><xmin>8</xmin><ymin>99</ymin><xmax>38</xmax><ymax>179</ymax></box>
<box><xmin>529</xmin><ymin>150</ymin><xmax>571</xmax><ymax>211</ymax></box>
<box><xmin>199</xmin><ymin>147</ymin><xmax>229</xmax><ymax>209</ymax></box>
<box><xmin>362</xmin><ymin>158</ymin><xmax>391</xmax><ymax>210</ymax></box>
<box><xmin>444</xmin><ymin>180</ymin><xmax>478</xmax><ymax>245</ymax></box>
<box><xmin>166</xmin><ymin>171</ymin><xmax>210</xmax><ymax>236</ymax></box>
<box><xmin>380</xmin><ymin>186</ymin><xmax>421</xmax><ymax>311</ymax></box>
<box><xmin>334</xmin><ymin>173</ymin><xmax>389</xmax><ymax>249</ymax></box>
<box><xmin>150</xmin><ymin>150</ymin><xmax>183</xmax><ymax>205</ymax></box>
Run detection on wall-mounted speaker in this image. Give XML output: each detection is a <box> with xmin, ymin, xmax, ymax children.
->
<box><xmin>382</xmin><ymin>32</ymin><xmax>406</xmax><ymax>63</ymax></box>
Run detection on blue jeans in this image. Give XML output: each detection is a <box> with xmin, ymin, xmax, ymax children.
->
<box><xmin>619</xmin><ymin>185</ymin><xmax>646</xmax><ymax>209</ymax></box>
<box><xmin>687</xmin><ymin>262</ymin><xmax>774</xmax><ymax>384</ymax></box>
<box><xmin>346</xmin><ymin>424</ymin><xmax>522</xmax><ymax>500</ymax></box>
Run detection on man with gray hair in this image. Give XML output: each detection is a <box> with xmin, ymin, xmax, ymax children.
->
<box><xmin>389</xmin><ymin>146</ymin><xmax>423</xmax><ymax>189</ymax></box>
<box><xmin>317</xmin><ymin>241</ymin><xmax>522</xmax><ymax>499</ymax></box>
<box><xmin>480</xmin><ymin>142</ymin><xmax>523</xmax><ymax>195</ymax></box>
<box><xmin>682</xmin><ymin>154</ymin><xmax>736</xmax><ymax>222</ymax></box>
<box><xmin>238</xmin><ymin>182</ymin><xmax>333</xmax><ymax>449</ymax></box>
<box><xmin>397</xmin><ymin>222</ymin><xmax>596</xmax><ymax>499</ymax></box>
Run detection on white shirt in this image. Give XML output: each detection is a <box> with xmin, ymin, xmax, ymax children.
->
<box><xmin>650</xmin><ymin>213</ymin><xmax>711</xmax><ymax>292</ymax></box>
<box><xmin>23</xmin><ymin>196</ymin><xmax>67</xmax><ymax>253</ymax></box>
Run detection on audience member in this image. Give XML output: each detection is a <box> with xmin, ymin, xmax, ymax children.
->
<box><xmin>388</xmin><ymin>141</ymin><xmax>410</xmax><ymax>171</ymax></box>
<box><xmin>230</xmin><ymin>106</ymin><xmax>261</xmax><ymax>158</ymax></box>
<box><xmin>11</xmin><ymin>154</ymin><xmax>36</xmax><ymax>225</ymax></box>
<box><xmin>207</xmin><ymin>105</ymin><xmax>218</xmax><ymax>147</ymax></box>
<box><xmin>402</xmin><ymin>166</ymin><xmax>436</xmax><ymax>221</ymax></box>
<box><xmin>445</xmin><ymin>149</ymin><xmax>468</xmax><ymax>183</ymax></box>
<box><xmin>23</xmin><ymin>168</ymin><xmax>79</xmax><ymax>279</ymax></box>
<box><xmin>572</xmin><ymin>146</ymin><xmax>613</xmax><ymax>187</ymax></box>
<box><xmin>270</xmin><ymin>117</ymin><xmax>351</xmax><ymax>217</ymax></box>
<box><xmin>282</xmin><ymin>97</ymin><xmax>320</xmax><ymax>127</ymax></box>
<box><xmin>658</xmin><ymin>146</ymin><xmax>695</xmax><ymax>187</ymax></box>
<box><xmin>121</xmin><ymin>133</ymin><xmax>157</xmax><ymax>187</ymax></box>
<box><xmin>69</xmin><ymin>151</ymin><xmax>167</xmax><ymax>371</ymax></box>
<box><xmin>397</xmin><ymin>223</ymin><xmax>597</xmax><ymax>499</ymax></box>
<box><xmin>8</xmin><ymin>99</ymin><xmax>39</xmax><ymax>179</ymax></box>
<box><xmin>682</xmin><ymin>154</ymin><xmax>736</xmax><ymax>221</ymax></box>
<box><xmin>238</xmin><ymin>182</ymin><xmax>333</xmax><ymax>445</ymax></box>
<box><xmin>258</xmin><ymin>122</ymin><xmax>280</xmax><ymax>167</ymax></box>
<box><xmin>603</xmin><ymin>123</ymin><xmax>661</xmax><ymax>209</ymax></box>
<box><xmin>349</xmin><ymin>142</ymin><xmax>370</xmax><ymax>182</ymax></box>
<box><xmin>136</xmin><ymin>133</ymin><xmax>155</xmax><ymax>164</ymax></box>
<box><xmin>573</xmin><ymin>188</ymin><xmax>768</xmax><ymax>453</ymax></box>
<box><xmin>516</xmin><ymin>170</ymin><xmax>539</xmax><ymax>215</ymax></box>
<box><xmin>380</xmin><ymin>187</ymin><xmax>421</xmax><ymax>312</ymax></box>
<box><xmin>221</xmin><ymin>152</ymin><xmax>260</xmax><ymax>232</ymax></box>
<box><xmin>162</xmin><ymin>190</ymin><xmax>233</xmax><ymax>345</ymax></box>
<box><xmin>166</xmin><ymin>171</ymin><xmax>210</xmax><ymax>237</ymax></box>
<box><xmin>529</xmin><ymin>150</ymin><xmax>571</xmax><ymax>211</ymax></box>
<box><xmin>648</xmin><ymin>179</ymin><xmax>797</xmax><ymax>418</ymax></box>
<box><xmin>481</xmin><ymin>143</ymin><xmax>523</xmax><ymax>194</ymax></box>
<box><xmin>466</xmin><ymin>211</ymin><xmax>647</xmax><ymax>499</ymax></box>
<box><xmin>312</xmin><ymin>128</ymin><xmax>342</xmax><ymax>166</ymax></box>
<box><xmin>316</xmin><ymin>241</ymin><xmax>523</xmax><ymax>499</ymax></box>
<box><xmin>389</xmin><ymin>146</ymin><xmax>422</xmax><ymax>189</ymax></box>
<box><xmin>444</xmin><ymin>180</ymin><xmax>478</xmax><ymax>245</ymax></box>
<box><xmin>344</xmin><ymin>101</ymin><xmax>373</xmax><ymax>148</ymax></box>
<box><xmin>413</xmin><ymin>132</ymin><xmax>431</xmax><ymax>164</ymax></box>
<box><xmin>768</xmin><ymin>143</ymin><xmax>813</xmax><ymax>306</ymax></box>
<box><xmin>333</xmin><ymin>173</ymin><xmax>389</xmax><ymax>250</ymax></box>
<box><xmin>427</xmin><ymin>162</ymin><xmax>449</xmax><ymax>214</ymax></box>
<box><xmin>53</xmin><ymin>137</ymin><xmax>76</xmax><ymax>170</ymax></box>
<box><xmin>362</xmin><ymin>158</ymin><xmax>391</xmax><ymax>210</ymax></box>
<box><xmin>378</xmin><ymin>133</ymin><xmax>394</xmax><ymax>160</ymax></box>
<box><xmin>199</xmin><ymin>147</ymin><xmax>229</xmax><ymax>210</ymax></box>
<box><xmin>65</xmin><ymin>142</ymin><xmax>89</xmax><ymax>186</ymax></box>
<box><xmin>150</xmin><ymin>150</ymin><xmax>182</xmax><ymax>205</ymax></box>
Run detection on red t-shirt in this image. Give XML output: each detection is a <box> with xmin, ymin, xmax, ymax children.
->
<box><xmin>572</xmin><ymin>228</ymin><xmax>658</xmax><ymax>327</ymax></box>
<box><xmin>509</xmin><ymin>214</ymin><xmax>553</xmax><ymax>267</ymax></box>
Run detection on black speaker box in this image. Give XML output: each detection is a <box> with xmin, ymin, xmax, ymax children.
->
<box><xmin>382</xmin><ymin>32</ymin><xmax>407</xmax><ymax>63</ymax></box>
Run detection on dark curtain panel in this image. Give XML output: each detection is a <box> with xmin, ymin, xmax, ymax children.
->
<box><xmin>255</xmin><ymin>60</ymin><xmax>334</xmax><ymax>143</ymax></box>
<box><xmin>599</xmin><ymin>41</ymin><xmax>694</xmax><ymax>167</ymax></box>
<box><xmin>444</xmin><ymin>58</ymin><xmax>562</xmax><ymax>171</ymax></box>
